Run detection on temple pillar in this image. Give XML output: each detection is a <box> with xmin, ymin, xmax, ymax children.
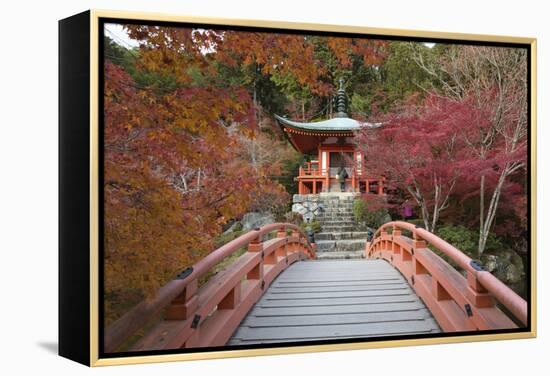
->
<box><xmin>325</xmin><ymin>152</ymin><xmax>331</xmax><ymax>192</ymax></box>
<box><xmin>378</xmin><ymin>179</ymin><xmax>384</xmax><ymax>195</ymax></box>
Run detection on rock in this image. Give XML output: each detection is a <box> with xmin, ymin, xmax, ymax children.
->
<box><xmin>240</xmin><ymin>212</ymin><xmax>275</xmax><ymax>231</ymax></box>
<box><xmin>481</xmin><ymin>249</ymin><xmax>525</xmax><ymax>287</ymax></box>
<box><xmin>482</xmin><ymin>255</ymin><xmax>498</xmax><ymax>273</ymax></box>
<box><xmin>291</xmin><ymin>203</ymin><xmax>307</xmax><ymax>216</ymax></box>
<box><xmin>222</xmin><ymin>221</ymin><xmax>241</xmax><ymax>235</ymax></box>
<box><xmin>504</xmin><ymin>264</ymin><xmax>521</xmax><ymax>284</ymax></box>
<box><xmin>292</xmin><ymin>196</ymin><xmax>324</xmax><ymax>222</ymax></box>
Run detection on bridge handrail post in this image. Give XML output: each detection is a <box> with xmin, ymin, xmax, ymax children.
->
<box><xmin>367</xmin><ymin>220</ymin><xmax>528</xmax><ymax>327</ymax></box>
<box><xmin>104</xmin><ymin>222</ymin><xmax>315</xmax><ymax>352</ymax></box>
<box><xmin>392</xmin><ymin>224</ymin><xmax>401</xmax><ymax>237</ymax></box>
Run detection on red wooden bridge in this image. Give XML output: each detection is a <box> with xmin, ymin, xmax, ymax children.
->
<box><xmin>104</xmin><ymin>222</ymin><xmax>527</xmax><ymax>353</ymax></box>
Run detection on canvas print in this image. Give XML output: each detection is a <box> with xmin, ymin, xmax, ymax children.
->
<box><xmin>100</xmin><ymin>20</ymin><xmax>531</xmax><ymax>356</ymax></box>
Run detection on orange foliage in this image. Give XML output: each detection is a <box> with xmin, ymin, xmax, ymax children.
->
<box><xmin>104</xmin><ymin>59</ymin><xmax>284</xmax><ymax>320</ymax></box>
<box><xmin>104</xmin><ymin>25</ymin><xmax>386</xmax><ymax>320</ymax></box>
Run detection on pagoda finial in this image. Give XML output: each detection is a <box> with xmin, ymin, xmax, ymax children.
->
<box><xmin>335</xmin><ymin>78</ymin><xmax>348</xmax><ymax>118</ymax></box>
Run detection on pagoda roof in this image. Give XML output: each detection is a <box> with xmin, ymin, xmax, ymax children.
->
<box><xmin>274</xmin><ymin>114</ymin><xmax>361</xmax><ymax>132</ymax></box>
<box><xmin>275</xmin><ymin>114</ymin><xmax>381</xmax><ymax>133</ymax></box>
<box><xmin>274</xmin><ymin>80</ymin><xmax>381</xmax><ymax>154</ymax></box>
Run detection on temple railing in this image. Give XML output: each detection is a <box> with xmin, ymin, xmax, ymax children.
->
<box><xmin>298</xmin><ymin>161</ymin><xmax>323</xmax><ymax>176</ymax></box>
<box><xmin>104</xmin><ymin>223</ymin><xmax>316</xmax><ymax>352</ymax></box>
<box><xmin>296</xmin><ymin>165</ymin><xmax>385</xmax><ymax>195</ymax></box>
<box><xmin>297</xmin><ymin>164</ymin><xmax>382</xmax><ymax>179</ymax></box>
<box><xmin>366</xmin><ymin>221</ymin><xmax>527</xmax><ymax>331</ymax></box>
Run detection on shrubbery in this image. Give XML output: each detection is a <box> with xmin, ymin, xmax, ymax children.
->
<box><xmin>435</xmin><ymin>224</ymin><xmax>525</xmax><ymax>295</ymax></box>
<box><xmin>353</xmin><ymin>199</ymin><xmax>389</xmax><ymax>229</ymax></box>
<box><xmin>300</xmin><ymin>219</ymin><xmax>321</xmax><ymax>234</ymax></box>
<box><xmin>436</xmin><ymin>224</ymin><xmax>504</xmax><ymax>258</ymax></box>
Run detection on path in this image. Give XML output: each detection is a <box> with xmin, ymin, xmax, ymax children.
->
<box><xmin>228</xmin><ymin>259</ymin><xmax>440</xmax><ymax>345</ymax></box>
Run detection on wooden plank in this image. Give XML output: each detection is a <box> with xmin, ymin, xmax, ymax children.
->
<box><xmin>232</xmin><ymin>320</ymin><xmax>438</xmax><ymax>341</ymax></box>
<box><xmin>228</xmin><ymin>330</ymin><xmax>431</xmax><ymax>345</ymax></box>
<box><xmin>251</xmin><ymin>301</ymin><xmax>427</xmax><ymax>316</ymax></box>
<box><xmin>264</xmin><ymin>288</ymin><xmax>411</xmax><ymax>300</ymax></box>
<box><xmin>274</xmin><ymin>277</ymin><xmax>403</xmax><ymax>283</ymax></box>
<box><xmin>258</xmin><ymin>294</ymin><xmax>417</xmax><ymax>308</ymax></box>
<box><xmin>269</xmin><ymin>280</ymin><xmax>405</xmax><ymax>288</ymax></box>
<box><xmin>268</xmin><ymin>284</ymin><xmax>409</xmax><ymax>293</ymax></box>
<box><xmin>241</xmin><ymin>309</ymin><xmax>433</xmax><ymax>327</ymax></box>
<box><xmin>227</xmin><ymin>260</ymin><xmax>441</xmax><ymax>345</ymax></box>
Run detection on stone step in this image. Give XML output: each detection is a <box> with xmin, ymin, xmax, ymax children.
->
<box><xmin>321</xmin><ymin>225</ymin><xmax>357</xmax><ymax>232</ymax></box>
<box><xmin>318</xmin><ymin>220</ymin><xmax>355</xmax><ymax>224</ymax></box>
<box><xmin>315</xmin><ymin>251</ymin><xmax>365</xmax><ymax>260</ymax></box>
<box><xmin>319</xmin><ymin>224</ymin><xmax>357</xmax><ymax>229</ymax></box>
<box><xmin>315</xmin><ymin>232</ymin><xmax>370</xmax><ymax>240</ymax></box>
<box><xmin>315</xmin><ymin>239</ymin><xmax>366</xmax><ymax>252</ymax></box>
<box><xmin>318</xmin><ymin>220</ymin><xmax>356</xmax><ymax>225</ymax></box>
<box><xmin>319</xmin><ymin>219</ymin><xmax>354</xmax><ymax>223</ymax></box>
<box><xmin>317</xmin><ymin>215</ymin><xmax>355</xmax><ymax>220</ymax></box>
<box><xmin>319</xmin><ymin>213</ymin><xmax>354</xmax><ymax>217</ymax></box>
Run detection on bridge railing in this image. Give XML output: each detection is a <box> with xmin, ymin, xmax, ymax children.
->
<box><xmin>104</xmin><ymin>223</ymin><xmax>316</xmax><ymax>353</ymax></box>
<box><xmin>366</xmin><ymin>221</ymin><xmax>527</xmax><ymax>331</ymax></box>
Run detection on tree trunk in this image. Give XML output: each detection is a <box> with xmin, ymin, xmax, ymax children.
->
<box><xmin>421</xmin><ymin>202</ymin><xmax>432</xmax><ymax>232</ymax></box>
<box><xmin>478</xmin><ymin>168</ymin><xmax>508</xmax><ymax>255</ymax></box>
<box><xmin>478</xmin><ymin>174</ymin><xmax>485</xmax><ymax>256</ymax></box>
<box><xmin>251</xmin><ymin>77</ymin><xmax>258</xmax><ymax>170</ymax></box>
<box><xmin>406</xmin><ymin>185</ymin><xmax>434</xmax><ymax>233</ymax></box>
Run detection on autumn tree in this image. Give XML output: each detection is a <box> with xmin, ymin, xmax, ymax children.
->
<box><xmin>103</xmin><ymin>26</ymin><xmax>289</xmax><ymax>321</ymax></box>
<box><xmin>410</xmin><ymin>44</ymin><xmax>528</xmax><ymax>255</ymax></box>
<box><xmin>356</xmin><ymin>95</ymin><xmax>468</xmax><ymax>232</ymax></box>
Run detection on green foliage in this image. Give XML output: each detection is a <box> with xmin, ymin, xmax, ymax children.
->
<box><xmin>300</xmin><ymin>220</ymin><xmax>321</xmax><ymax>234</ymax></box>
<box><xmin>436</xmin><ymin>225</ymin><xmax>505</xmax><ymax>259</ymax></box>
<box><xmin>379</xmin><ymin>42</ymin><xmax>438</xmax><ymax>106</ymax></box>
<box><xmin>353</xmin><ymin>199</ymin><xmax>388</xmax><ymax>229</ymax></box>
<box><xmin>104</xmin><ymin>36</ymin><xmax>180</xmax><ymax>93</ymax></box>
<box><xmin>350</xmin><ymin>93</ymin><xmax>371</xmax><ymax>114</ymax></box>
<box><xmin>273</xmin><ymin>151</ymin><xmax>304</xmax><ymax>197</ymax></box>
<box><xmin>214</xmin><ymin>228</ymin><xmax>245</xmax><ymax>249</ymax></box>
<box><xmin>435</xmin><ymin>224</ymin><xmax>525</xmax><ymax>296</ymax></box>
<box><xmin>104</xmin><ymin>35</ymin><xmax>136</xmax><ymax>73</ymax></box>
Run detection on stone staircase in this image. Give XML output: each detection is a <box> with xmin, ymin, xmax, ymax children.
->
<box><xmin>313</xmin><ymin>194</ymin><xmax>367</xmax><ymax>260</ymax></box>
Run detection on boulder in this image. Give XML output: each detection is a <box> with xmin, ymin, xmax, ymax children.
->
<box><xmin>480</xmin><ymin>248</ymin><xmax>525</xmax><ymax>288</ymax></box>
<box><xmin>222</xmin><ymin>221</ymin><xmax>241</xmax><ymax>235</ymax></box>
<box><xmin>291</xmin><ymin>196</ymin><xmax>324</xmax><ymax>223</ymax></box>
<box><xmin>240</xmin><ymin>212</ymin><xmax>275</xmax><ymax>231</ymax></box>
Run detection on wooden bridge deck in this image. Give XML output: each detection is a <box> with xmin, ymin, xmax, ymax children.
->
<box><xmin>227</xmin><ymin>259</ymin><xmax>440</xmax><ymax>345</ymax></box>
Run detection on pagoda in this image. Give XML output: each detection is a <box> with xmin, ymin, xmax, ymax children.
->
<box><xmin>275</xmin><ymin>79</ymin><xmax>385</xmax><ymax>195</ymax></box>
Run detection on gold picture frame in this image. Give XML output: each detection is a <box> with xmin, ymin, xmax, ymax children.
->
<box><xmin>59</xmin><ymin>9</ymin><xmax>537</xmax><ymax>367</ymax></box>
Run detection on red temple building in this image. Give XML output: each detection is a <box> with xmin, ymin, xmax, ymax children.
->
<box><xmin>275</xmin><ymin>80</ymin><xmax>385</xmax><ymax>196</ymax></box>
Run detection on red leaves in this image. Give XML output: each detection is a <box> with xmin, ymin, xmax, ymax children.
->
<box><xmin>356</xmin><ymin>94</ymin><xmax>469</xmax><ymax>229</ymax></box>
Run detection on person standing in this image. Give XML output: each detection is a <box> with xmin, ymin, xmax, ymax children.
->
<box><xmin>337</xmin><ymin>164</ymin><xmax>348</xmax><ymax>192</ymax></box>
